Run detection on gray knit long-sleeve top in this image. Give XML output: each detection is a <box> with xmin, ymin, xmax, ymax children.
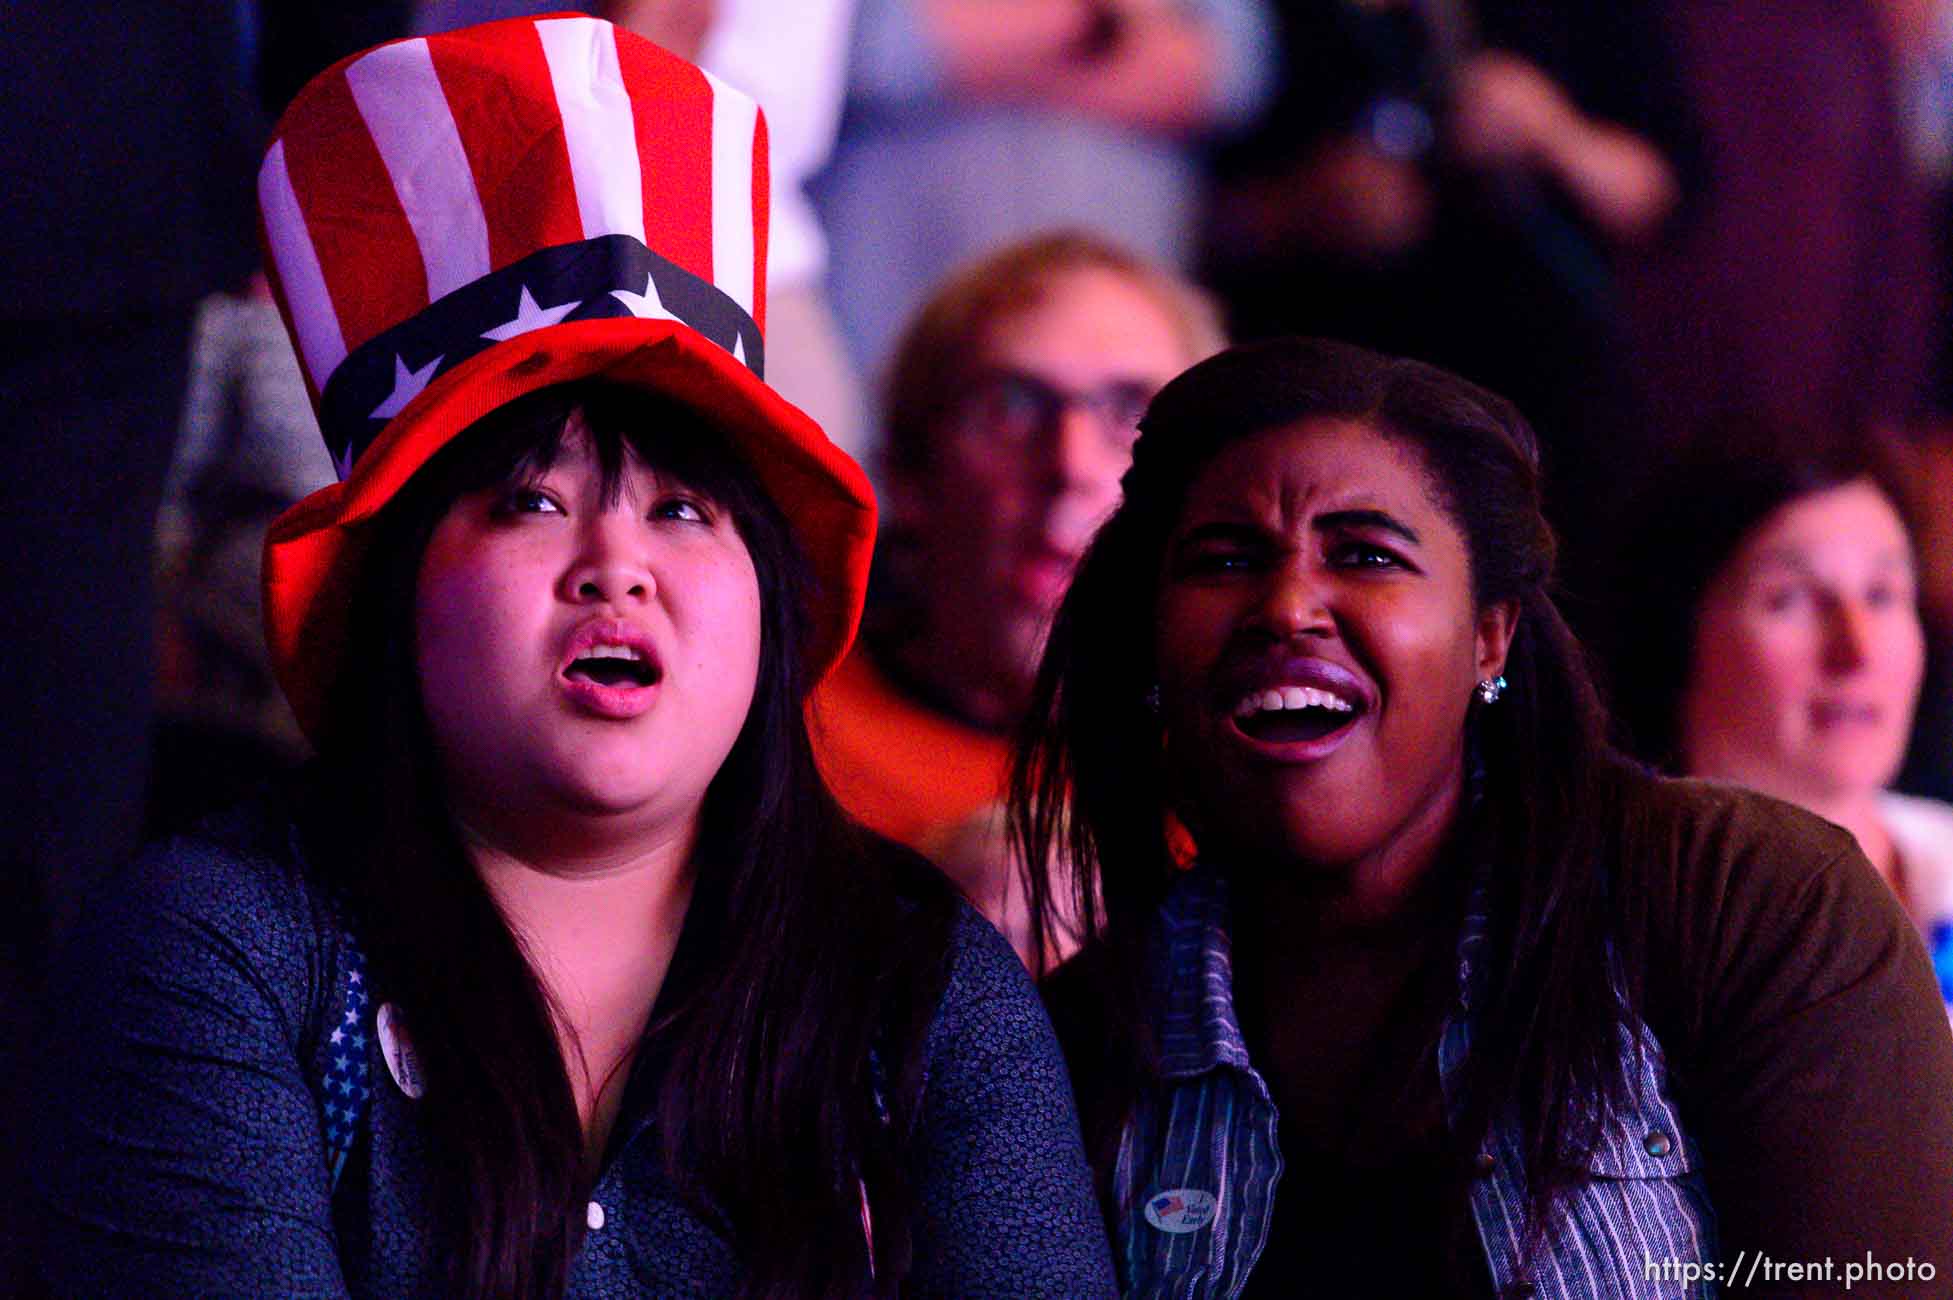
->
<box><xmin>36</xmin><ymin>800</ymin><xmax>1115</xmax><ymax>1297</ymax></box>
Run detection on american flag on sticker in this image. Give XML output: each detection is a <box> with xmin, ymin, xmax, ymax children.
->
<box><xmin>1144</xmin><ymin>1187</ymin><xmax>1218</xmax><ymax>1234</ymax></box>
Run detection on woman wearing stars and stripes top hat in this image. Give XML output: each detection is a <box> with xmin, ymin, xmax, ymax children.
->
<box><xmin>36</xmin><ymin>16</ymin><xmax>1114</xmax><ymax>1298</ymax></box>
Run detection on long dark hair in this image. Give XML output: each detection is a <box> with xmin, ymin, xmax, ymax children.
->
<box><xmin>308</xmin><ymin>381</ymin><xmax>955</xmax><ymax>1299</ymax></box>
<box><xmin>1602</xmin><ymin>413</ymin><xmax>1916</xmax><ymax>769</ymax></box>
<box><xmin>1012</xmin><ymin>337</ymin><xmax>1648</xmax><ymax>1236</ymax></box>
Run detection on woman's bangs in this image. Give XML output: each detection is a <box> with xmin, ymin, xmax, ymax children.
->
<box><xmin>577</xmin><ymin>388</ymin><xmax>762</xmax><ymax>532</ymax></box>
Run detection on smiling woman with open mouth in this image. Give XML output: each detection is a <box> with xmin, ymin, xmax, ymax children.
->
<box><xmin>1013</xmin><ymin>337</ymin><xmax>1953</xmax><ymax>1298</ymax></box>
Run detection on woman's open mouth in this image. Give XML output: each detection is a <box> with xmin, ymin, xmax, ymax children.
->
<box><xmin>1230</xmin><ymin>684</ymin><xmax>1363</xmax><ymax>748</ymax></box>
<box><xmin>564</xmin><ymin>644</ymin><xmax>660</xmax><ymax>689</ymax></box>
<box><xmin>558</xmin><ymin>623</ymin><xmax>665</xmax><ymax>718</ymax></box>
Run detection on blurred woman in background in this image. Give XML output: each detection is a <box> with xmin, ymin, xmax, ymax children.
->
<box><xmin>1610</xmin><ymin>417</ymin><xmax>1953</xmax><ymax>1007</ymax></box>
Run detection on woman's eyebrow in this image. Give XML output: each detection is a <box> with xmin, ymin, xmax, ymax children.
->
<box><xmin>1316</xmin><ymin>508</ymin><xmax>1421</xmax><ymax>545</ymax></box>
<box><xmin>1174</xmin><ymin>518</ymin><xmax>1265</xmax><ymax>544</ymax></box>
<box><xmin>1866</xmin><ymin>546</ymin><xmax>1919</xmax><ymax>573</ymax></box>
<box><xmin>1749</xmin><ymin>546</ymin><xmax>1919</xmax><ymax>579</ymax></box>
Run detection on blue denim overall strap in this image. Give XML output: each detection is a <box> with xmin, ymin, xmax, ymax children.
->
<box><xmin>1440</xmin><ymin>881</ymin><xmax>1720</xmax><ymax>1299</ymax></box>
<box><xmin>1111</xmin><ymin>866</ymin><xmax>1283</xmax><ymax>1299</ymax></box>
<box><xmin>1113</xmin><ymin>862</ymin><xmax>1719</xmax><ymax>1299</ymax></box>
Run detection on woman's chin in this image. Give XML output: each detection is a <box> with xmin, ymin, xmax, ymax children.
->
<box><xmin>453</xmin><ymin>766</ymin><xmax>705</xmax><ymax>859</ymax></box>
<box><xmin>1196</xmin><ymin>806</ymin><xmax>1389</xmax><ymax>877</ymax></box>
<box><xmin>1721</xmin><ymin>745</ymin><xmax>1905</xmax><ymax>813</ymax></box>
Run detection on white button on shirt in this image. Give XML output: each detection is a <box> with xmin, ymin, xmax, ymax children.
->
<box><xmin>586</xmin><ymin>1200</ymin><xmax>606</xmax><ymax>1232</ymax></box>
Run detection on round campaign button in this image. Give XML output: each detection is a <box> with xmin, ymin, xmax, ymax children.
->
<box><xmin>377</xmin><ymin>1002</ymin><xmax>426</xmax><ymax>1099</ymax></box>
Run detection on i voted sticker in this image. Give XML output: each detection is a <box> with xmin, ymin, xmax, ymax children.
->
<box><xmin>376</xmin><ymin>1003</ymin><xmax>425</xmax><ymax>1099</ymax></box>
<box><xmin>1144</xmin><ymin>1188</ymin><xmax>1218</xmax><ymax>1234</ymax></box>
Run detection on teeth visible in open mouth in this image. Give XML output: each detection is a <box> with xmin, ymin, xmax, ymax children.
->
<box><xmin>1234</xmin><ymin>685</ymin><xmax>1356</xmax><ymax>718</ymax></box>
<box><xmin>568</xmin><ymin>642</ymin><xmax>656</xmax><ymax>687</ymax></box>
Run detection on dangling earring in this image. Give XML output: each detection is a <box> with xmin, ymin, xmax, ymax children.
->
<box><xmin>1475</xmin><ymin>675</ymin><xmax>1507</xmax><ymax>705</ymax></box>
<box><xmin>1144</xmin><ymin>684</ymin><xmax>1162</xmax><ymax>715</ymax></box>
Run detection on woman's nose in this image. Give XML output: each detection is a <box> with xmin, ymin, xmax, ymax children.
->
<box><xmin>562</xmin><ymin>510</ymin><xmax>655</xmax><ymax>604</ymax></box>
<box><xmin>1250</xmin><ymin>556</ymin><xmax>1333</xmax><ymax>639</ymax></box>
<box><xmin>1821</xmin><ymin>598</ymin><xmax>1872</xmax><ymax>671</ymax></box>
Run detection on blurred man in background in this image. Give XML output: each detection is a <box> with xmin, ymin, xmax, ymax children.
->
<box><xmin>812</xmin><ymin>231</ymin><xmax>1222</xmax><ymax>961</ymax></box>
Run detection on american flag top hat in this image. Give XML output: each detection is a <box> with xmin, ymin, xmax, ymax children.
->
<box><xmin>256</xmin><ymin>14</ymin><xmax>875</xmax><ymax>742</ymax></box>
